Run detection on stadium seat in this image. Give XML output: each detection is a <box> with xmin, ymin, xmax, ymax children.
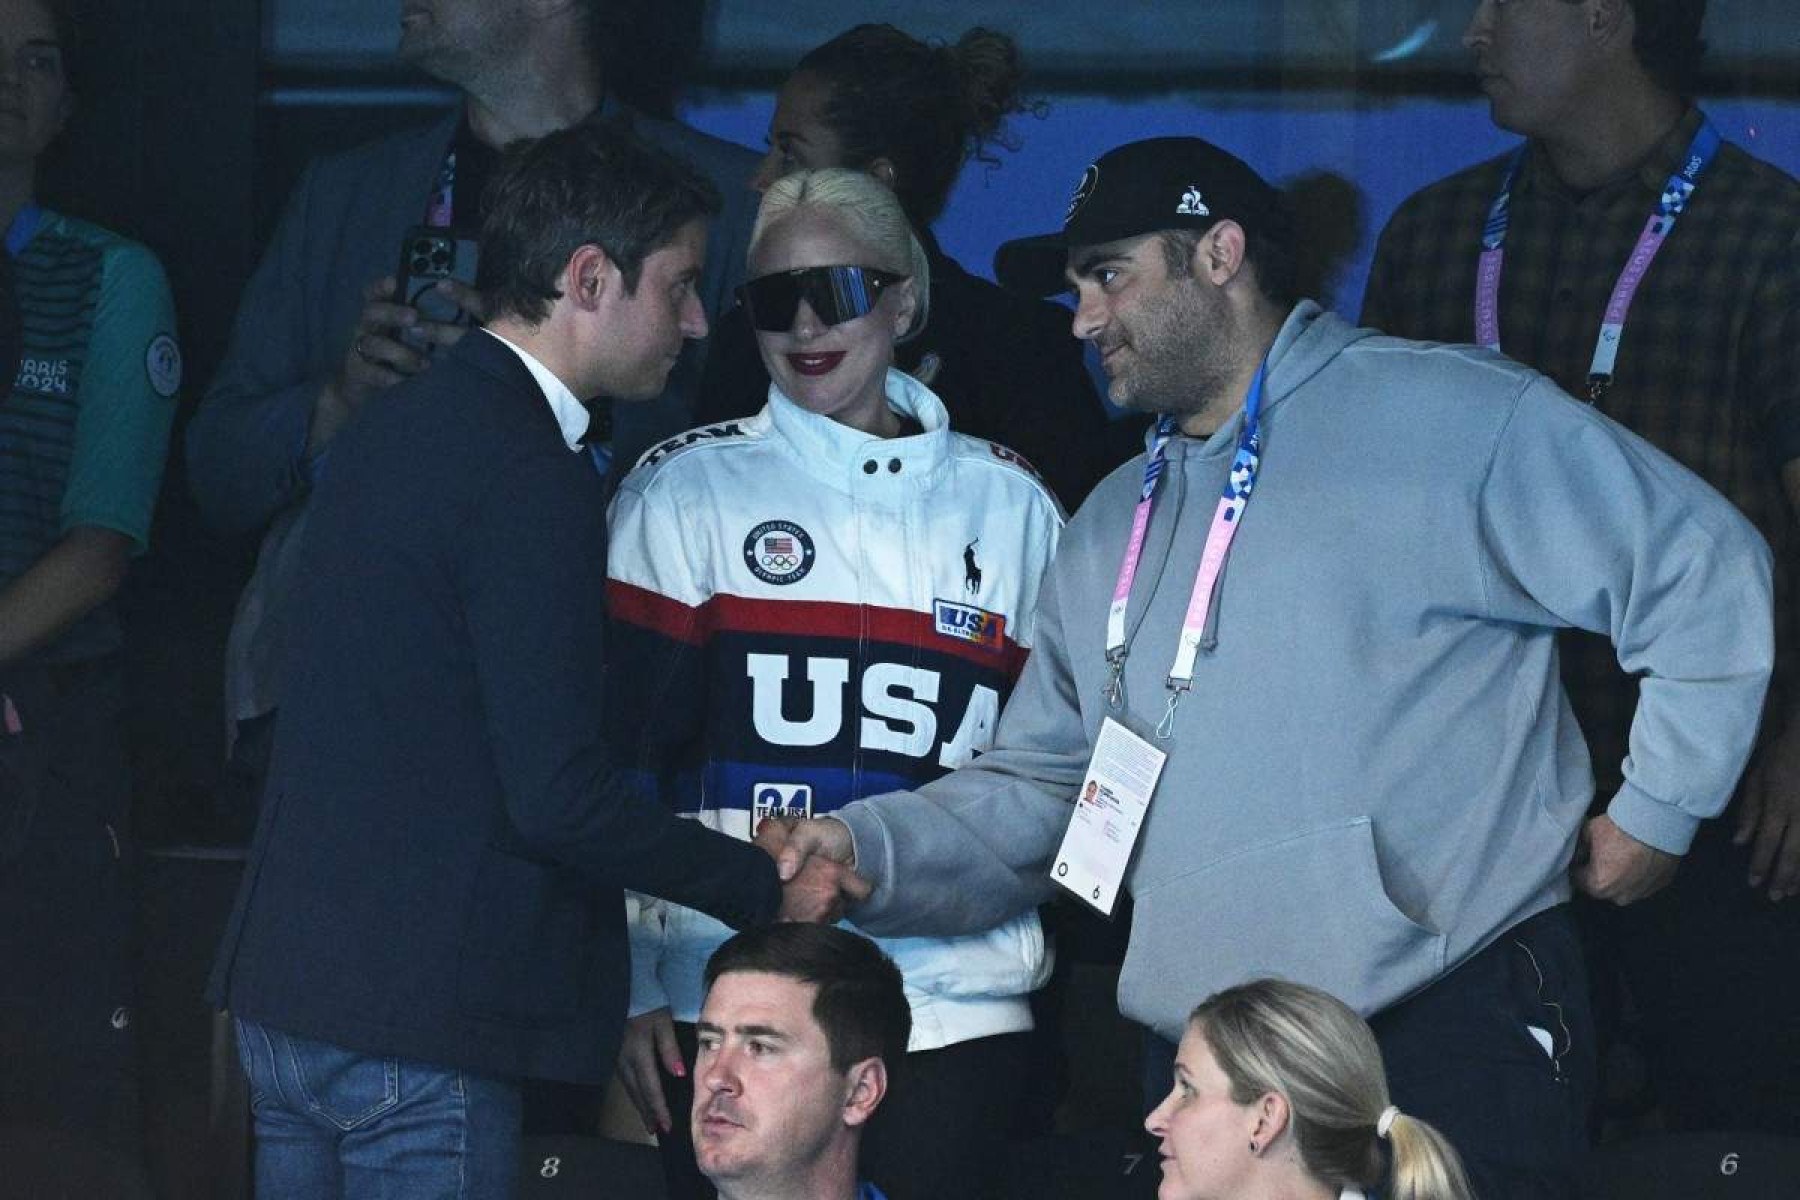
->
<box><xmin>1580</xmin><ymin>1130</ymin><xmax>1800</xmax><ymax>1199</ymax></box>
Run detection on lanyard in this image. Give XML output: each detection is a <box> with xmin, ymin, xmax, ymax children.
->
<box><xmin>1104</xmin><ymin>363</ymin><xmax>1267</xmax><ymax>739</ymax></box>
<box><xmin>426</xmin><ymin>148</ymin><xmax>456</xmax><ymax>227</ymax></box>
<box><xmin>4</xmin><ymin>203</ymin><xmax>43</xmax><ymax>257</ymax></box>
<box><xmin>1475</xmin><ymin>120</ymin><xmax>1721</xmax><ymax>402</ymax></box>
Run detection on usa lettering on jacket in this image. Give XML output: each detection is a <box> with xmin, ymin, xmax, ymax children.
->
<box><xmin>745</xmin><ymin>651</ymin><xmax>1000</xmax><ymax>767</ymax></box>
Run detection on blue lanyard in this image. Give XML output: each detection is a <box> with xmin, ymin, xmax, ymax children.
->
<box><xmin>5</xmin><ymin>203</ymin><xmax>43</xmax><ymax>257</ymax></box>
<box><xmin>1476</xmin><ymin>120</ymin><xmax>1721</xmax><ymax>401</ymax></box>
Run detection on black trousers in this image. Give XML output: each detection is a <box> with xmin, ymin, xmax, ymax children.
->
<box><xmin>0</xmin><ymin>659</ymin><xmax>141</xmax><ymax>1161</ymax></box>
<box><xmin>1144</xmin><ymin>905</ymin><xmax>1594</xmax><ymax>1200</ymax></box>
<box><xmin>1580</xmin><ymin>813</ymin><xmax>1800</xmax><ymax>1135</ymax></box>
<box><xmin>658</xmin><ymin>1021</ymin><xmax>1031</xmax><ymax>1200</ymax></box>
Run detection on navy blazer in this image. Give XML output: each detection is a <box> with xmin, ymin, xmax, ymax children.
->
<box><xmin>208</xmin><ymin>331</ymin><xmax>782</xmax><ymax>1082</ymax></box>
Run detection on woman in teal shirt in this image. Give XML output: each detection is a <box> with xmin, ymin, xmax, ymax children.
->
<box><xmin>0</xmin><ymin>0</ymin><xmax>180</xmax><ymax>1174</ymax></box>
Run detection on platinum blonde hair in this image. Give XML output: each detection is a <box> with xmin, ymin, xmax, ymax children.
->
<box><xmin>749</xmin><ymin>167</ymin><xmax>930</xmax><ymax>340</ymax></box>
<box><xmin>1190</xmin><ymin>980</ymin><xmax>1475</xmax><ymax>1200</ymax></box>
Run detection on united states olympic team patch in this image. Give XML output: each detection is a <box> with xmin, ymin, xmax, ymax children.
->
<box><xmin>743</xmin><ymin>520</ymin><xmax>816</xmax><ymax>585</ymax></box>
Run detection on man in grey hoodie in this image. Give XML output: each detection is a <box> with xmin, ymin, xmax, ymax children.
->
<box><xmin>760</xmin><ymin>137</ymin><xmax>1773</xmax><ymax>1198</ymax></box>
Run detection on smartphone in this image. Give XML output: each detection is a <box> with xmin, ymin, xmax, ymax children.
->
<box><xmin>393</xmin><ymin>226</ymin><xmax>480</xmax><ymax>340</ymax></box>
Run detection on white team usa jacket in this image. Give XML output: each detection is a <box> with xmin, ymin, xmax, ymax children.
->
<box><xmin>607</xmin><ymin>370</ymin><xmax>1064</xmax><ymax>1050</ymax></box>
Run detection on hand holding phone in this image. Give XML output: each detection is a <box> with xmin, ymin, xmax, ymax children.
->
<box><xmin>393</xmin><ymin>226</ymin><xmax>483</xmax><ymax>346</ymax></box>
<box><xmin>315</xmin><ymin>232</ymin><xmax>489</xmax><ymax>454</ymax></box>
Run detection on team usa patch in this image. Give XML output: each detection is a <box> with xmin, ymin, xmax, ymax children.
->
<box><xmin>744</xmin><ymin>519</ymin><xmax>816</xmax><ymax>585</ymax></box>
<box><xmin>933</xmin><ymin>599</ymin><xmax>1007</xmax><ymax>651</ymax></box>
<box><xmin>753</xmin><ymin>782</ymin><xmax>814</xmax><ymax>825</ymax></box>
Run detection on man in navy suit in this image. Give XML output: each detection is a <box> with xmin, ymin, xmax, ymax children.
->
<box><xmin>208</xmin><ymin>121</ymin><xmax>864</xmax><ymax>1200</ymax></box>
<box><xmin>186</xmin><ymin>0</ymin><xmax>762</xmax><ymax>839</ymax></box>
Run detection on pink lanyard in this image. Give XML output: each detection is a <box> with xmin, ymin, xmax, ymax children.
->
<box><xmin>1104</xmin><ymin>364</ymin><xmax>1267</xmax><ymax>739</ymax></box>
<box><xmin>1475</xmin><ymin>122</ymin><xmax>1721</xmax><ymax>402</ymax></box>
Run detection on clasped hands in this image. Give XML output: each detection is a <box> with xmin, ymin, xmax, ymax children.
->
<box><xmin>758</xmin><ymin>816</ymin><xmax>874</xmax><ymax>923</ymax></box>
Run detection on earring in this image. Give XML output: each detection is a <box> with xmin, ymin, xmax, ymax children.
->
<box><xmin>1248</xmin><ymin>1139</ymin><xmax>1259</xmax><ymax>1154</ymax></box>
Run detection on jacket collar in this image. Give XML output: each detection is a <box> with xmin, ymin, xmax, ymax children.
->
<box><xmin>764</xmin><ymin>368</ymin><xmax>952</xmax><ymax>496</ymax></box>
<box><xmin>478</xmin><ymin>329</ymin><xmax>589</xmax><ymax>452</ymax></box>
<box><xmin>436</xmin><ymin>327</ymin><xmax>574</xmax><ymax>448</ymax></box>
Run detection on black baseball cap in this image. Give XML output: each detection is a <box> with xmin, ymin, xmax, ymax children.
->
<box><xmin>995</xmin><ymin>136</ymin><xmax>1289</xmax><ymax>298</ymax></box>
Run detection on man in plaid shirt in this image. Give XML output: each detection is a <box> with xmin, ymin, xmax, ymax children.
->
<box><xmin>1364</xmin><ymin>0</ymin><xmax>1800</xmax><ymax>1133</ymax></box>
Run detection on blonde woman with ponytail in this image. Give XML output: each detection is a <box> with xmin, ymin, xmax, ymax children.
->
<box><xmin>1147</xmin><ymin>980</ymin><xmax>1474</xmax><ymax>1200</ymax></box>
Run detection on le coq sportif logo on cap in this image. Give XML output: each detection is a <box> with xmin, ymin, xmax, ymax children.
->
<box><xmin>1176</xmin><ymin>186</ymin><xmax>1209</xmax><ymax>217</ymax></box>
<box><xmin>1066</xmin><ymin>164</ymin><xmax>1100</xmax><ymax>222</ymax></box>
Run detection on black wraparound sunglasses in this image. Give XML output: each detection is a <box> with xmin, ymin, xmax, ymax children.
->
<box><xmin>736</xmin><ymin>265</ymin><xmax>907</xmax><ymax>332</ymax></box>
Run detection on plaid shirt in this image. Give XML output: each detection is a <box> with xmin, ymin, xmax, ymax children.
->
<box><xmin>1364</xmin><ymin>107</ymin><xmax>1800</xmax><ymax>800</ymax></box>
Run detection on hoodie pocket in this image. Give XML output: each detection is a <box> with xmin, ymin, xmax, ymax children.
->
<box><xmin>1122</xmin><ymin>817</ymin><xmax>1445</xmax><ymax>1031</ymax></box>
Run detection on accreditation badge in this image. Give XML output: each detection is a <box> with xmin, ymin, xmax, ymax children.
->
<box><xmin>1051</xmin><ymin>716</ymin><xmax>1167</xmax><ymax>916</ymax></box>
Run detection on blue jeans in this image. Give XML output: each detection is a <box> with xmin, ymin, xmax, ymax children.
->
<box><xmin>234</xmin><ymin>1018</ymin><xmax>522</xmax><ymax>1200</ymax></box>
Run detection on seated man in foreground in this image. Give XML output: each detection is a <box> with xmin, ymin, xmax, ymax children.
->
<box><xmin>695</xmin><ymin>925</ymin><xmax>910</xmax><ymax>1200</ymax></box>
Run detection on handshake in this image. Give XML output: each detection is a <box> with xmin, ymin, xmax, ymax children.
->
<box><xmin>757</xmin><ymin>816</ymin><xmax>876</xmax><ymax>923</ymax></box>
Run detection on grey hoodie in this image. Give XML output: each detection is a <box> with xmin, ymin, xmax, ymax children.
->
<box><xmin>834</xmin><ymin>302</ymin><xmax>1773</xmax><ymax>1037</ymax></box>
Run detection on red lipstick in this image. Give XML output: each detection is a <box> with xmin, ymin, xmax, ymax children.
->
<box><xmin>787</xmin><ymin>351</ymin><xmax>845</xmax><ymax>377</ymax></box>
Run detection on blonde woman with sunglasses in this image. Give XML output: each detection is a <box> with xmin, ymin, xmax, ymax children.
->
<box><xmin>606</xmin><ymin>167</ymin><xmax>1065</xmax><ymax>1200</ymax></box>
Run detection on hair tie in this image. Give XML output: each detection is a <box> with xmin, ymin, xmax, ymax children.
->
<box><xmin>1376</xmin><ymin>1105</ymin><xmax>1400</xmax><ymax>1139</ymax></box>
